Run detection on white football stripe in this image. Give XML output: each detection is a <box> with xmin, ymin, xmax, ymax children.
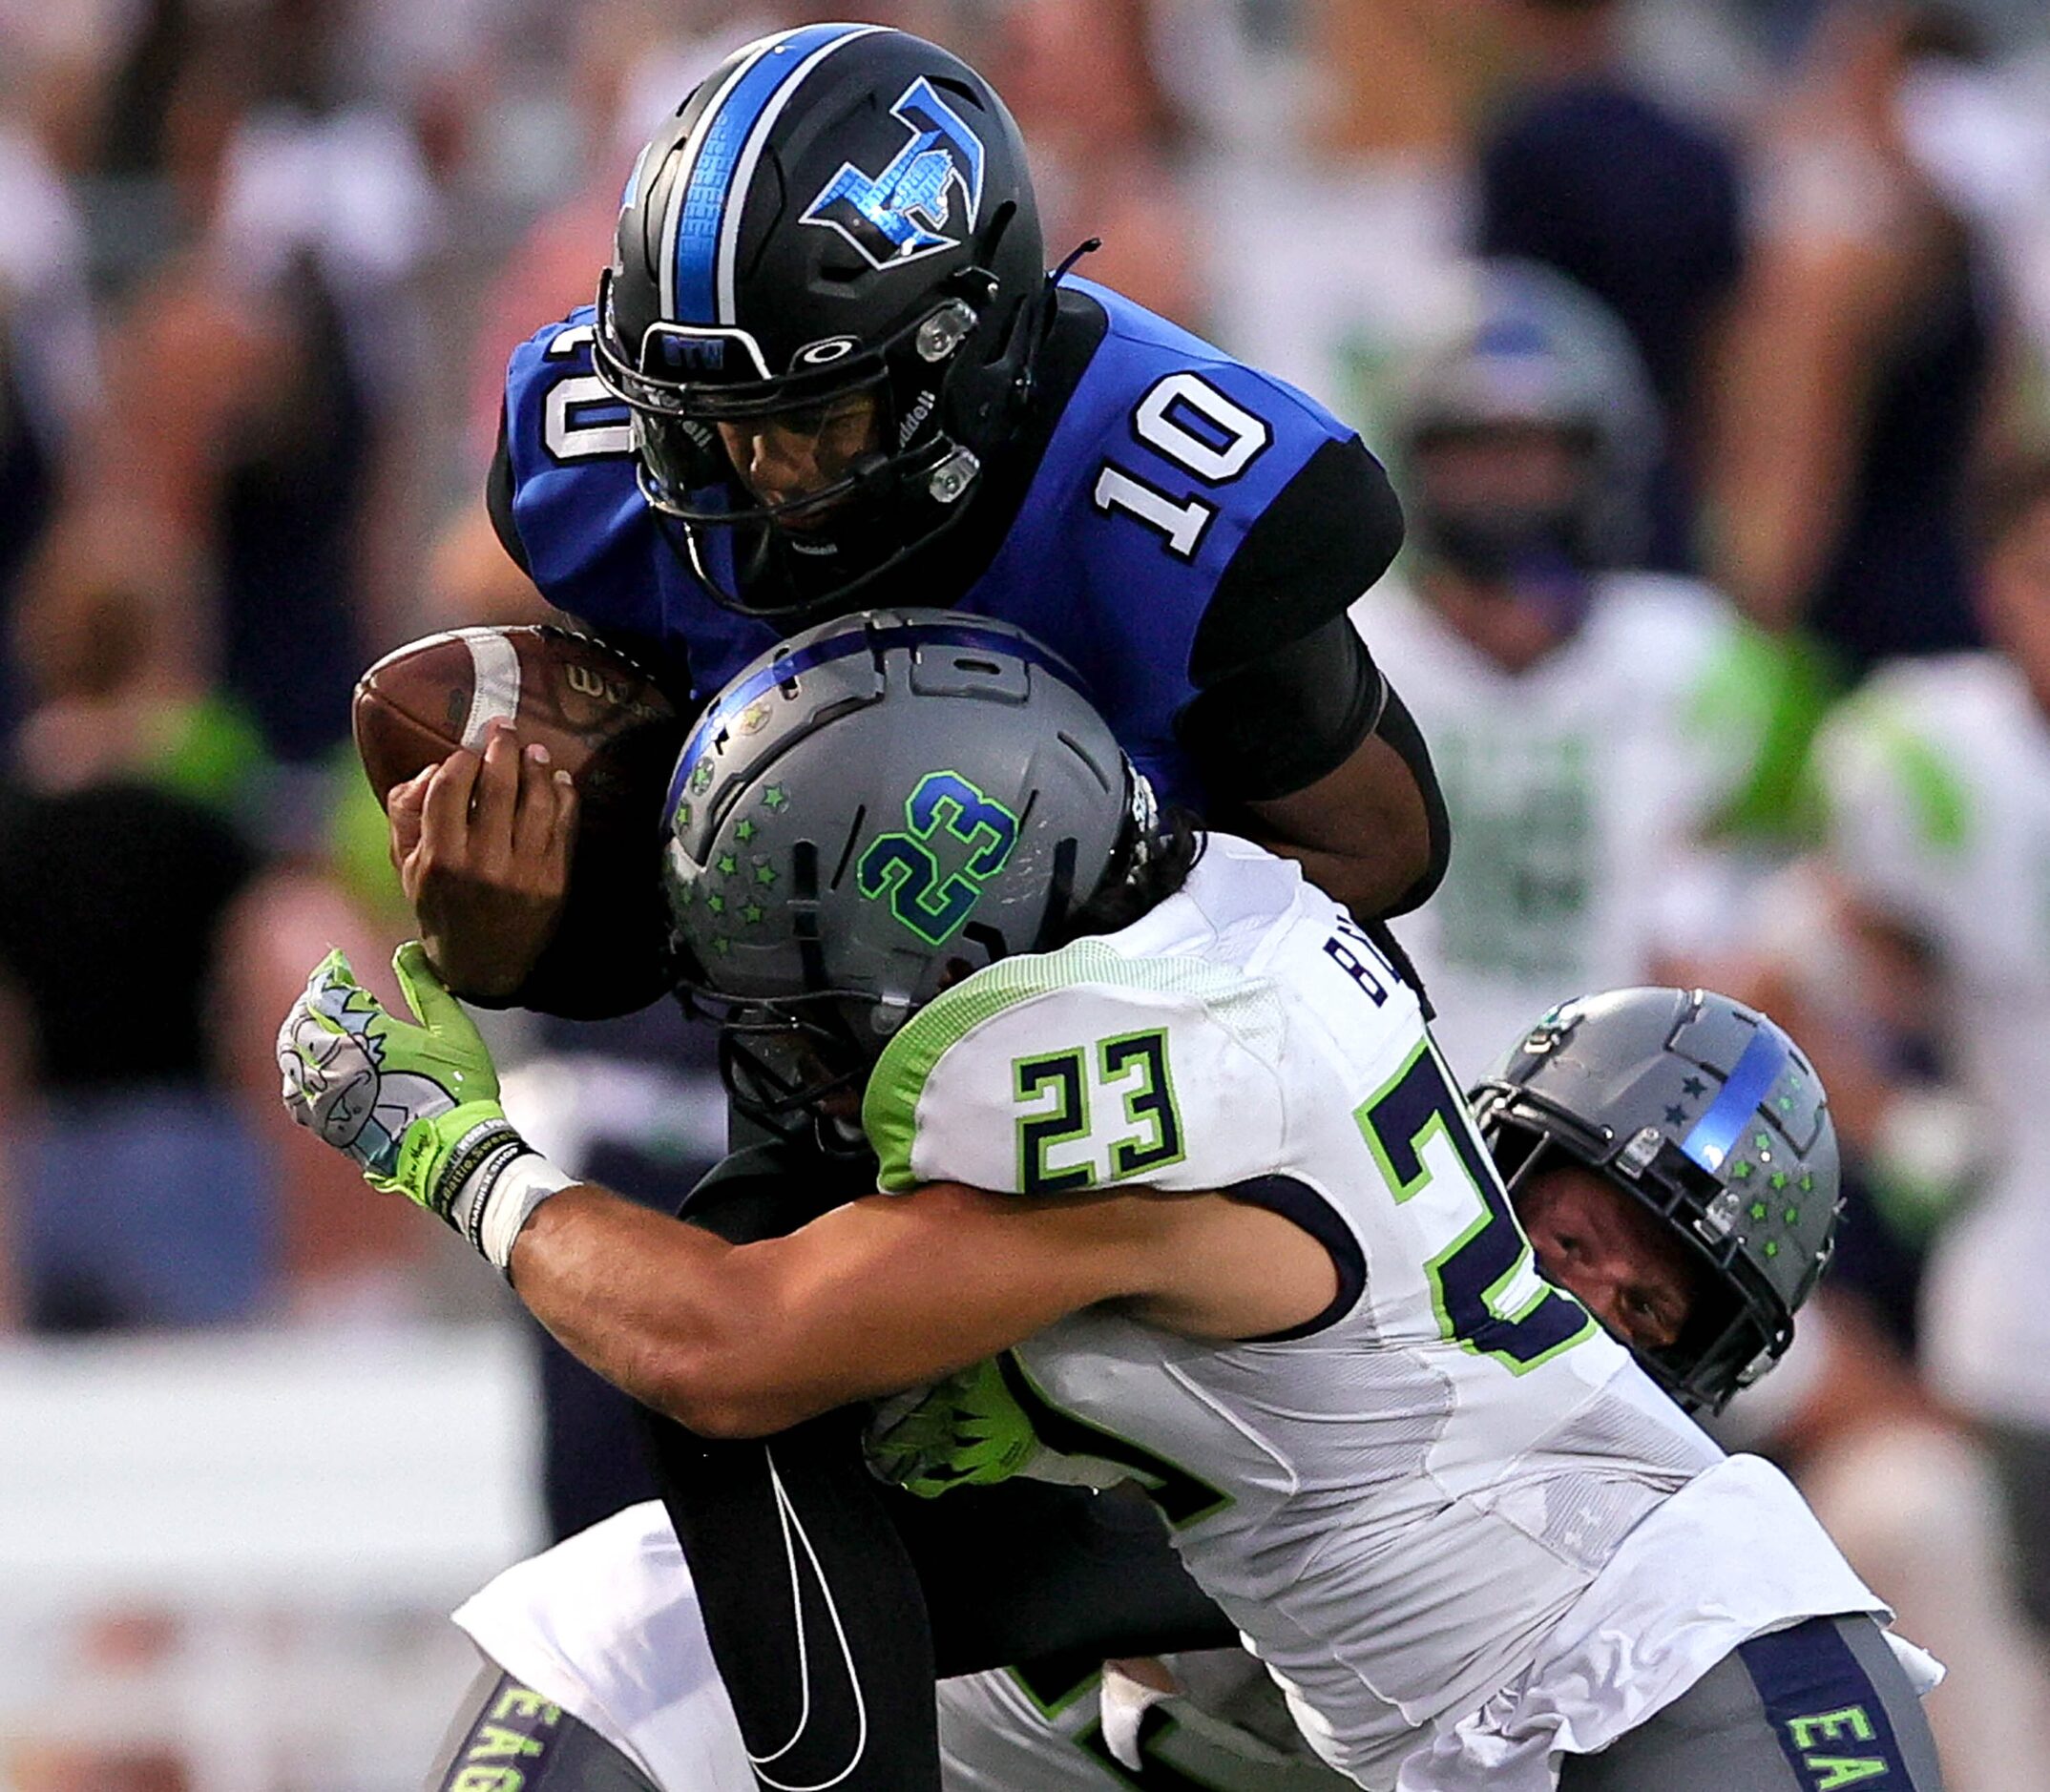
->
<box><xmin>461</xmin><ymin>631</ymin><xmax>523</xmax><ymax>752</ymax></box>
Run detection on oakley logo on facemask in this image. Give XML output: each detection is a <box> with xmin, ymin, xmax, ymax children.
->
<box><xmin>857</xmin><ymin>771</ymin><xmax>1018</xmax><ymax>945</ymax></box>
<box><xmin>801</xmin><ymin>75</ymin><xmax>986</xmax><ymax>269</ymax></box>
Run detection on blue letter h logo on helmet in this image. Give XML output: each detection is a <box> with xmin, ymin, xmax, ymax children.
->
<box><xmin>802</xmin><ymin>75</ymin><xmax>986</xmax><ymax>269</ymax></box>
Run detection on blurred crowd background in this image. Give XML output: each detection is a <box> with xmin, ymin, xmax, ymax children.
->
<box><xmin>5</xmin><ymin>0</ymin><xmax>2050</xmax><ymax>1786</ymax></box>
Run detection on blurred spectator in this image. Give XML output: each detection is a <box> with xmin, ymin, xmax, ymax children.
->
<box><xmin>0</xmin><ymin>504</ymin><xmax>424</xmax><ymax>1330</ymax></box>
<box><xmin>0</xmin><ymin>110</ymin><xmax>97</xmax><ymax>740</ymax></box>
<box><xmin>985</xmin><ymin>0</ymin><xmax>1198</xmax><ymax>325</ymax></box>
<box><xmin>77</xmin><ymin>2</ymin><xmax>443</xmax><ymax>780</ymax></box>
<box><xmin>1705</xmin><ymin>3</ymin><xmax>2001</xmax><ymax>668</ymax></box>
<box><xmin>1776</xmin><ymin>453</ymin><xmax>2050</xmax><ymax>1646</ymax></box>
<box><xmin>1199</xmin><ymin>0</ymin><xmax>1484</xmax><ymax>442</ymax></box>
<box><xmin>1477</xmin><ymin>0</ymin><xmax>1747</xmax><ymax>571</ymax></box>
<box><xmin>1354</xmin><ymin>260</ymin><xmax>1816</xmax><ymax>1082</ymax></box>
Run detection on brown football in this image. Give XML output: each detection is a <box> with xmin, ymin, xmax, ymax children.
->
<box><xmin>352</xmin><ymin>625</ymin><xmax>686</xmax><ymax>1018</ymax></box>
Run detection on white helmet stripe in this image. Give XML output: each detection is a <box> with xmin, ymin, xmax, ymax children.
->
<box><xmin>657</xmin><ymin>34</ymin><xmax>781</xmax><ymax>323</ymax></box>
<box><xmin>716</xmin><ymin>25</ymin><xmax>885</xmax><ymax>328</ymax></box>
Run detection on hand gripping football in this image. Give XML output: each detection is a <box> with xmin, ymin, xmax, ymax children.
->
<box><xmin>353</xmin><ymin>625</ymin><xmax>685</xmax><ymax>1018</ymax></box>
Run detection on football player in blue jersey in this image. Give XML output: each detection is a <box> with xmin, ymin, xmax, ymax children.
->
<box><xmin>419</xmin><ymin>22</ymin><xmax>1452</xmax><ymax>1790</ymax></box>
<box><xmin>447</xmin><ymin>21</ymin><xmax>1440</xmax><ymax>1010</ymax></box>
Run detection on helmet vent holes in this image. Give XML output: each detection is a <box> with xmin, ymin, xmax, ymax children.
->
<box><xmin>1057</xmin><ymin>729</ymin><xmax>1118</xmax><ymax>793</ymax></box>
<box><xmin>952</xmin><ymin>656</ymin><xmax>1001</xmax><ymax>676</ymax></box>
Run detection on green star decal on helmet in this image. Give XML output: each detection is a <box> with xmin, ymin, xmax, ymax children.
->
<box><xmin>743</xmin><ymin>903</ymin><xmax>764</xmax><ymax>926</ymax></box>
<box><xmin>717</xmin><ymin>853</ymin><xmax>738</xmax><ymax>877</ymax></box>
<box><xmin>1785</xmin><ymin>1207</ymin><xmax>1801</xmax><ymax>1226</ymax></box>
<box><xmin>706</xmin><ymin>893</ymin><xmax>725</xmax><ymax>916</ymax></box>
<box><xmin>1749</xmin><ymin>1200</ymin><xmax>1768</xmax><ymax>1222</ymax></box>
<box><xmin>763</xmin><ymin>784</ymin><xmax>788</xmax><ymax>811</ymax></box>
<box><xmin>1732</xmin><ymin>1159</ymin><xmax>1754</xmax><ymax>1180</ymax></box>
<box><xmin>754</xmin><ymin>864</ymin><xmax>778</xmax><ymax>886</ymax></box>
<box><xmin>690</xmin><ymin>759</ymin><xmax>714</xmax><ymax>795</ymax></box>
<box><xmin>1770</xmin><ymin>1171</ymin><xmax>1789</xmax><ymax>1190</ymax></box>
<box><xmin>734</xmin><ymin>818</ymin><xmax>756</xmax><ymax>843</ymax></box>
<box><xmin>1764</xmin><ymin>1240</ymin><xmax>1780</xmax><ymax>1259</ymax></box>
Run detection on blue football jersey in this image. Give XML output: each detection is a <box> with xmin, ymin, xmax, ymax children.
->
<box><xmin>498</xmin><ymin>279</ymin><xmax>1378</xmax><ymax>806</ymax></box>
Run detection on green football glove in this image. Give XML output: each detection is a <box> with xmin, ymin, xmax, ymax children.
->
<box><xmin>278</xmin><ymin>942</ymin><xmax>570</xmax><ymax>1265</ymax></box>
<box><xmin>865</xmin><ymin>1355</ymin><xmax>1046</xmax><ymax>1498</ymax></box>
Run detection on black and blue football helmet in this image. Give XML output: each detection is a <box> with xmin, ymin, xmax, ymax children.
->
<box><xmin>592</xmin><ymin>24</ymin><xmax>1048</xmax><ymax>616</ymax></box>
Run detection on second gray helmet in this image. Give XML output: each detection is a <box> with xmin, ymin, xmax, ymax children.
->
<box><xmin>662</xmin><ymin>609</ymin><xmax>1153</xmax><ymax>1120</ymax></box>
<box><xmin>1470</xmin><ymin>987</ymin><xmax>1841</xmax><ymax>1412</ymax></box>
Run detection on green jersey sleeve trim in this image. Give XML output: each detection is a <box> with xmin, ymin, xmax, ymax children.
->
<box><xmin>862</xmin><ymin>939</ymin><xmax>1266</xmax><ymax>1193</ymax></box>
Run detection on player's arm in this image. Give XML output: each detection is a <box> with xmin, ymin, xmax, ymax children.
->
<box><xmin>506</xmin><ymin>1177</ymin><xmax>1329</xmax><ymax>1437</ymax></box>
<box><xmin>274</xmin><ymin>940</ymin><xmax>1333</xmax><ymax>1434</ymax></box>
<box><xmin>1178</xmin><ymin>437</ymin><xmax>1447</xmax><ymax>918</ymax></box>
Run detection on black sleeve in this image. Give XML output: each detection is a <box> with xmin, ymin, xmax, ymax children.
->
<box><xmin>486</xmin><ymin>402</ymin><xmax>532</xmax><ymax>577</ymax></box>
<box><xmin>1372</xmin><ymin>679</ymin><xmax>1451</xmax><ymax>916</ymax></box>
<box><xmin>1186</xmin><ymin>434</ymin><xmax>1404</xmax><ymax>687</ymax></box>
<box><xmin>1177</xmin><ymin>613</ymin><xmax>1385</xmax><ymax>802</ymax></box>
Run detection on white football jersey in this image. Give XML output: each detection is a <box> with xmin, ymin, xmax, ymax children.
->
<box><xmin>862</xmin><ymin>837</ymin><xmax>1885</xmax><ymax>1789</ymax></box>
<box><xmin>1815</xmin><ymin>653</ymin><xmax>2050</xmax><ymax>1427</ymax></box>
<box><xmin>1354</xmin><ymin>573</ymin><xmax>1780</xmax><ymax>1084</ymax></box>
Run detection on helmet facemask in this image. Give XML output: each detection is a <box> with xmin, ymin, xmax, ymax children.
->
<box><xmin>595</xmin><ymin>225</ymin><xmax>1040</xmax><ymax>620</ymax></box>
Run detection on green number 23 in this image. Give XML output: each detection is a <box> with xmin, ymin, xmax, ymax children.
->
<box><xmin>1014</xmin><ymin>1029</ymin><xmax>1186</xmax><ymax>1195</ymax></box>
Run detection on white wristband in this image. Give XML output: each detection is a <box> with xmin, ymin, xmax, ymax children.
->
<box><xmin>441</xmin><ymin>1136</ymin><xmax>575</xmax><ymax>1274</ymax></box>
<box><xmin>477</xmin><ymin>1152</ymin><xmax>577</xmax><ymax>1274</ymax></box>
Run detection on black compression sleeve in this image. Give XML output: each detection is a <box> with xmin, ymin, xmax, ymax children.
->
<box><xmin>1188</xmin><ymin>435</ymin><xmax>1404</xmax><ymax>687</ymax></box>
<box><xmin>1177</xmin><ymin>614</ymin><xmax>1385</xmax><ymax>803</ymax></box>
<box><xmin>1374</xmin><ymin>678</ymin><xmax>1452</xmax><ymax>916</ymax></box>
<box><xmin>486</xmin><ymin>403</ymin><xmax>532</xmax><ymax>576</ymax></box>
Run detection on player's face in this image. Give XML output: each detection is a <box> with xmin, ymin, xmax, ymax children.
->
<box><xmin>1515</xmin><ymin>1162</ymin><xmax>1699</xmax><ymax>1354</ymax></box>
<box><xmin>716</xmin><ymin>391</ymin><xmax>884</xmax><ymax>525</ymax></box>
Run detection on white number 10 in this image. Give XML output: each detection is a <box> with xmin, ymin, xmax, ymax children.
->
<box><xmin>1093</xmin><ymin>372</ymin><xmax>1272</xmax><ymax>560</ymax></box>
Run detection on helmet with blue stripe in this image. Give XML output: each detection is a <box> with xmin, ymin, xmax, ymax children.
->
<box><xmin>593</xmin><ymin>26</ymin><xmax>1046</xmax><ymax>618</ymax></box>
<box><xmin>661</xmin><ymin>610</ymin><xmax>1165</xmax><ymax>1134</ymax></box>
<box><xmin>1470</xmin><ymin>987</ymin><xmax>1842</xmax><ymax>1412</ymax></box>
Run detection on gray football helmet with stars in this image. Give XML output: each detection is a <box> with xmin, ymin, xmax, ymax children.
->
<box><xmin>1470</xmin><ymin>987</ymin><xmax>1841</xmax><ymax>1412</ymax></box>
<box><xmin>662</xmin><ymin>609</ymin><xmax>1154</xmax><ymax>1130</ymax></box>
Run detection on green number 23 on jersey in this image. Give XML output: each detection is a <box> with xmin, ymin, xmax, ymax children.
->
<box><xmin>1013</xmin><ymin>1029</ymin><xmax>1186</xmax><ymax>1196</ymax></box>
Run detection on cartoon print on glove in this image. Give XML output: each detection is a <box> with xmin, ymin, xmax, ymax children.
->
<box><xmin>277</xmin><ymin>960</ymin><xmax>457</xmax><ymax>1178</ymax></box>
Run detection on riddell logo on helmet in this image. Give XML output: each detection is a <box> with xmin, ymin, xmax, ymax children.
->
<box><xmin>897</xmin><ymin>388</ymin><xmax>936</xmax><ymax>446</ymax></box>
<box><xmin>801</xmin><ymin>76</ymin><xmax>986</xmax><ymax>270</ymax></box>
